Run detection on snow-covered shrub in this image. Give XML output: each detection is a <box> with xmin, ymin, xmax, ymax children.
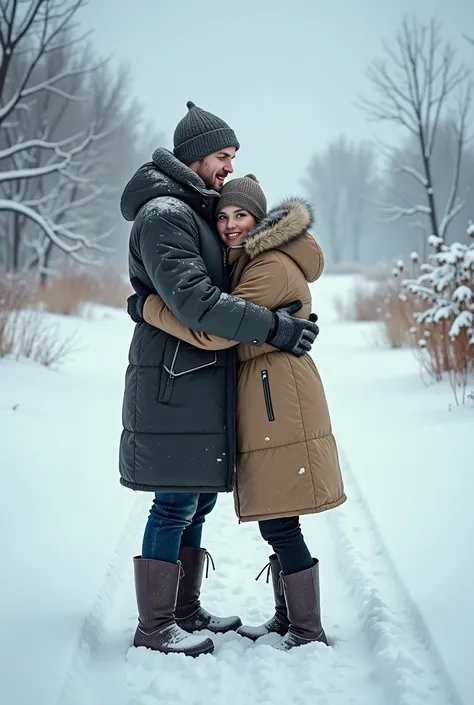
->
<box><xmin>403</xmin><ymin>225</ymin><xmax>474</xmax><ymax>403</ymax></box>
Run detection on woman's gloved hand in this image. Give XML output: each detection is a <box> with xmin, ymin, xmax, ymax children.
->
<box><xmin>266</xmin><ymin>301</ymin><xmax>320</xmax><ymax>357</ymax></box>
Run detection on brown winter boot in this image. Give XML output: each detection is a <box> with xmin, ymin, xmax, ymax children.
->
<box><xmin>272</xmin><ymin>558</ymin><xmax>328</xmax><ymax>651</ymax></box>
<box><xmin>237</xmin><ymin>554</ymin><xmax>289</xmax><ymax>641</ymax></box>
<box><xmin>133</xmin><ymin>556</ymin><xmax>214</xmax><ymax>656</ymax></box>
<box><xmin>175</xmin><ymin>547</ymin><xmax>242</xmax><ymax>634</ymax></box>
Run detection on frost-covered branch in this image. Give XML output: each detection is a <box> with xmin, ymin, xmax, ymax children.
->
<box><xmin>0</xmin><ymin>199</ymin><xmax>82</xmax><ymax>254</ymax></box>
<box><xmin>374</xmin><ymin>200</ymin><xmax>432</xmax><ymax>221</ymax></box>
<box><xmin>0</xmin><ymin>1</ymin><xmax>89</xmax><ymax>125</ymax></box>
<box><xmin>397</xmin><ymin>163</ymin><xmax>429</xmax><ymax>187</ymax></box>
<box><xmin>403</xmin><ymin>230</ymin><xmax>474</xmax><ymax>342</ymax></box>
<box><xmin>0</xmin><ymin>1</ymin><xmax>158</xmax><ymax>276</ymax></box>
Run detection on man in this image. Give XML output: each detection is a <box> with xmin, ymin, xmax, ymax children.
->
<box><xmin>120</xmin><ymin>101</ymin><xmax>319</xmax><ymax>656</ymax></box>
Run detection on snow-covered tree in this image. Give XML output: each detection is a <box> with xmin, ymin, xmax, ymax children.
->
<box><xmin>0</xmin><ymin>1</ymin><xmax>106</xmax><ymax>265</ymax></box>
<box><xmin>359</xmin><ymin>17</ymin><xmax>473</xmax><ymax>249</ymax></box>
<box><xmin>0</xmin><ymin>0</ymin><xmax>164</xmax><ymax>278</ymax></box>
<box><xmin>403</xmin><ymin>224</ymin><xmax>474</xmax><ymax>402</ymax></box>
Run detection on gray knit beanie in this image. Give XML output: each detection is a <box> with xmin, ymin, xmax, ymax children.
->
<box><xmin>218</xmin><ymin>174</ymin><xmax>267</xmax><ymax>221</ymax></box>
<box><xmin>173</xmin><ymin>101</ymin><xmax>240</xmax><ymax>165</ymax></box>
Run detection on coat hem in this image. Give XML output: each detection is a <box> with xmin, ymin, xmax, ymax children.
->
<box><xmin>236</xmin><ymin>493</ymin><xmax>347</xmax><ymax>523</ymax></box>
<box><xmin>120</xmin><ymin>477</ymin><xmax>233</xmax><ymax>493</ymax></box>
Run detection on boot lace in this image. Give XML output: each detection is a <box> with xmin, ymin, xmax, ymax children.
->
<box><xmin>254</xmin><ymin>561</ymin><xmax>284</xmax><ymax>595</ymax></box>
<box><xmin>204</xmin><ymin>550</ymin><xmax>215</xmax><ymax>578</ymax></box>
<box><xmin>255</xmin><ymin>561</ymin><xmax>271</xmax><ymax>583</ymax></box>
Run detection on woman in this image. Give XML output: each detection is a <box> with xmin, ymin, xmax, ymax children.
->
<box><xmin>139</xmin><ymin>175</ymin><xmax>346</xmax><ymax>651</ymax></box>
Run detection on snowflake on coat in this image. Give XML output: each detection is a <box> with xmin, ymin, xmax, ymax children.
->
<box><xmin>402</xmin><ymin>223</ymin><xmax>474</xmax><ymax>345</ymax></box>
<box><xmin>141</xmin><ymin>196</ymin><xmax>192</xmax><ymax>221</ymax></box>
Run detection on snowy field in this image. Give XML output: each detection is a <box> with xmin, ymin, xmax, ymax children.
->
<box><xmin>0</xmin><ymin>275</ymin><xmax>472</xmax><ymax>705</ymax></box>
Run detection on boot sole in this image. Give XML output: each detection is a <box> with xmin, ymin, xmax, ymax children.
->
<box><xmin>177</xmin><ymin>617</ymin><xmax>243</xmax><ymax>635</ymax></box>
<box><xmin>190</xmin><ymin>643</ymin><xmax>214</xmax><ymax>657</ymax></box>
<box><xmin>237</xmin><ymin>629</ymin><xmax>288</xmax><ymax>642</ymax></box>
<box><xmin>203</xmin><ymin>618</ymin><xmax>243</xmax><ymax>635</ymax></box>
<box><xmin>134</xmin><ymin>642</ymin><xmax>215</xmax><ymax>657</ymax></box>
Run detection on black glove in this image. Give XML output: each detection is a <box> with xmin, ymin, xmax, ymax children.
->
<box><xmin>127</xmin><ymin>293</ymin><xmax>146</xmax><ymax>323</ymax></box>
<box><xmin>266</xmin><ymin>301</ymin><xmax>320</xmax><ymax>357</ymax></box>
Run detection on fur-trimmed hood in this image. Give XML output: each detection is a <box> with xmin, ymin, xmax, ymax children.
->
<box><xmin>242</xmin><ymin>198</ymin><xmax>324</xmax><ymax>283</ymax></box>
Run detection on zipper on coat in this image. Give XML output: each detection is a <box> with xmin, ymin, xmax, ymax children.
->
<box><xmin>163</xmin><ymin>341</ymin><xmax>217</xmax><ymax>378</ymax></box>
<box><xmin>261</xmin><ymin>370</ymin><xmax>275</xmax><ymax>422</ymax></box>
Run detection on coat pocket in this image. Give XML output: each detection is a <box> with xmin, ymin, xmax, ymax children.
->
<box><xmin>261</xmin><ymin>369</ymin><xmax>275</xmax><ymax>422</ymax></box>
<box><xmin>158</xmin><ymin>340</ymin><xmax>218</xmax><ymax>404</ymax></box>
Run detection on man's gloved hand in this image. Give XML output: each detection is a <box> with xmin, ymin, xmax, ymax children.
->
<box><xmin>127</xmin><ymin>293</ymin><xmax>147</xmax><ymax>323</ymax></box>
<box><xmin>266</xmin><ymin>301</ymin><xmax>320</xmax><ymax>357</ymax></box>
<box><xmin>127</xmin><ymin>277</ymin><xmax>153</xmax><ymax>323</ymax></box>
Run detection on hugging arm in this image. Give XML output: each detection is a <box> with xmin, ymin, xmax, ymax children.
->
<box><xmin>138</xmin><ymin>212</ymin><xmax>273</xmax><ymax>345</ymax></box>
<box><xmin>141</xmin><ymin>255</ymin><xmax>290</xmax><ymax>351</ymax></box>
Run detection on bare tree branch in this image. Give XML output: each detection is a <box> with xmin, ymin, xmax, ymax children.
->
<box><xmin>358</xmin><ymin>15</ymin><xmax>473</xmax><ymax>244</ymax></box>
<box><xmin>0</xmin><ymin>1</ymin><xmax>161</xmax><ymax>277</ymax></box>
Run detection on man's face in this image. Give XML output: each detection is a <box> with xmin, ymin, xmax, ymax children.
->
<box><xmin>189</xmin><ymin>148</ymin><xmax>236</xmax><ymax>191</ymax></box>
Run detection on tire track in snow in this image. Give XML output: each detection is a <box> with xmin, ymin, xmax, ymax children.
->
<box><xmin>328</xmin><ymin>449</ymin><xmax>463</xmax><ymax>705</ymax></box>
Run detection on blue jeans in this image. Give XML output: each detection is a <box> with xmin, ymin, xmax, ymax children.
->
<box><xmin>142</xmin><ymin>492</ymin><xmax>218</xmax><ymax>564</ymax></box>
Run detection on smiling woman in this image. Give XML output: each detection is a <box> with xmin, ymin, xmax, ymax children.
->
<box><xmin>217</xmin><ymin>206</ymin><xmax>257</xmax><ymax>247</ymax></box>
<box><xmin>216</xmin><ymin>174</ymin><xmax>268</xmax><ymax>247</ymax></box>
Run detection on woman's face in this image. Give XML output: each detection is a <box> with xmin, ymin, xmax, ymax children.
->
<box><xmin>216</xmin><ymin>206</ymin><xmax>257</xmax><ymax>247</ymax></box>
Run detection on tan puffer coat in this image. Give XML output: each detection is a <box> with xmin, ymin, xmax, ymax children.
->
<box><xmin>143</xmin><ymin>199</ymin><xmax>346</xmax><ymax>522</ymax></box>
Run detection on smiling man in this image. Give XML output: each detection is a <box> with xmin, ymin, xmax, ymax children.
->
<box><xmin>119</xmin><ymin>101</ymin><xmax>320</xmax><ymax>657</ymax></box>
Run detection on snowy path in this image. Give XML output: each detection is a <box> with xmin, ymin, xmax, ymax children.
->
<box><xmin>60</xmin><ymin>487</ymin><xmax>386</xmax><ymax>705</ymax></box>
<box><xmin>58</xmin><ymin>458</ymin><xmax>460</xmax><ymax>705</ymax></box>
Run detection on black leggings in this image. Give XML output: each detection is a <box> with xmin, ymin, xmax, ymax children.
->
<box><xmin>258</xmin><ymin>516</ymin><xmax>313</xmax><ymax>575</ymax></box>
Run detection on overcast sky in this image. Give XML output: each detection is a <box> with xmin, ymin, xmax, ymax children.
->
<box><xmin>81</xmin><ymin>0</ymin><xmax>474</xmax><ymax>205</ymax></box>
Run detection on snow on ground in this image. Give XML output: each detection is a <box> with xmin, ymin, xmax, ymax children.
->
<box><xmin>0</xmin><ymin>275</ymin><xmax>471</xmax><ymax>705</ymax></box>
<box><xmin>0</xmin><ymin>307</ymin><xmax>135</xmax><ymax>705</ymax></box>
<box><xmin>60</xmin><ymin>490</ymin><xmax>387</xmax><ymax>705</ymax></box>
<box><xmin>316</xmin><ymin>275</ymin><xmax>473</xmax><ymax>705</ymax></box>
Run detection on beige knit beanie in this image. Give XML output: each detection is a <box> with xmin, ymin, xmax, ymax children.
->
<box><xmin>217</xmin><ymin>174</ymin><xmax>267</xmax><ymax>221</ymax></box>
